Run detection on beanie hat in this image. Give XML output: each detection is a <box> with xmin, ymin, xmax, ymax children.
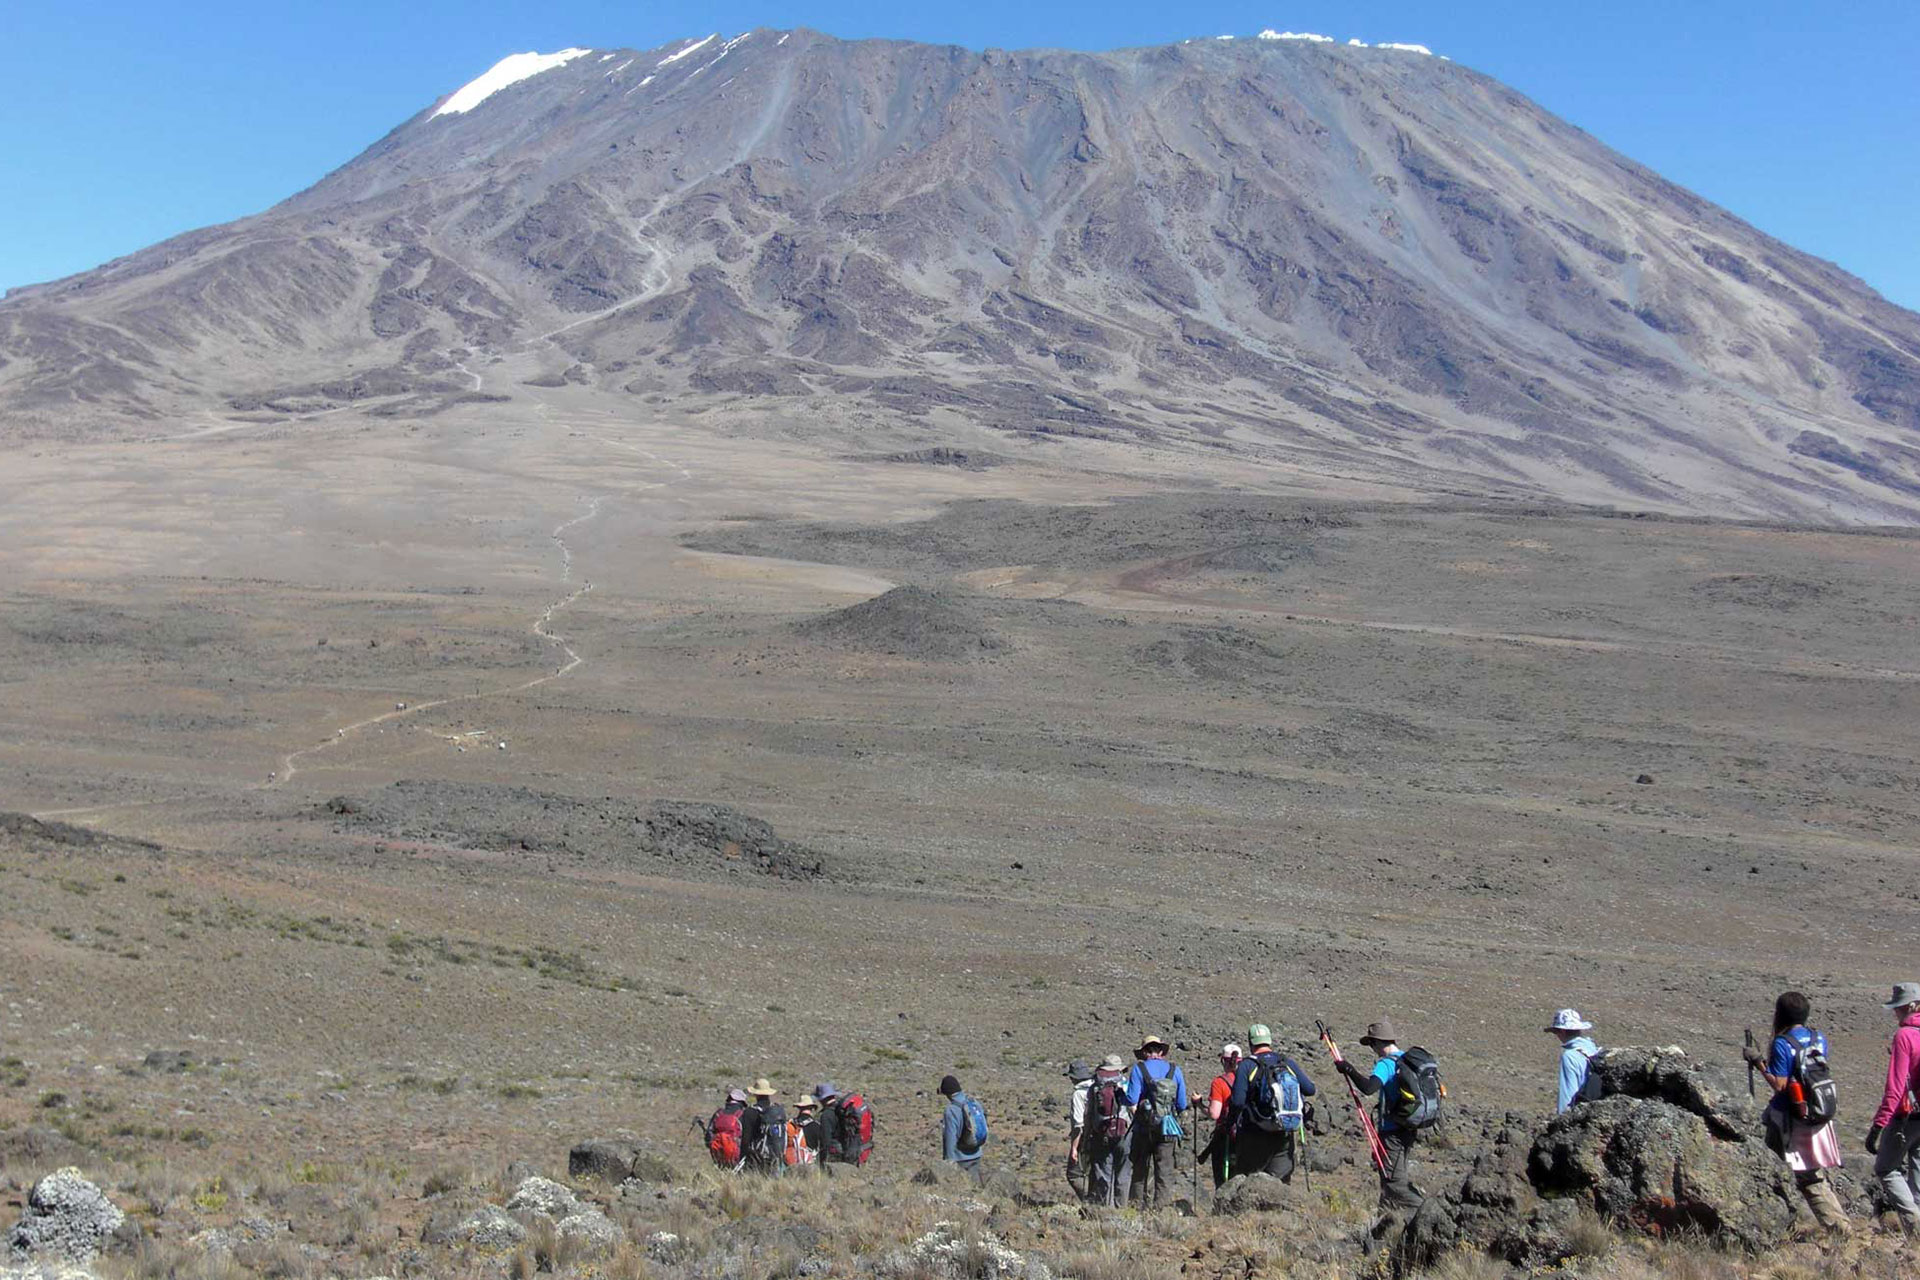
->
<box><xmin>939</xmin><ymin>1074</ymin><xmax>962</xmax><ymax>1098</ymax></box>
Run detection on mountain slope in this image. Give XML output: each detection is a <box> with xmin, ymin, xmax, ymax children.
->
<box><xmin>4</xmin><ymin>28</ymin><xmax>1918</xmax><ymax>521</ymax></box>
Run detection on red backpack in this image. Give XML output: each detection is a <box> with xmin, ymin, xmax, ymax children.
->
<box><xmin>1088</xmin><ymin>1069</ymin><xmax>1131</xmax><ymax>1142</ymax></box>
<box><xmin>835</xmin><ymin>1094</ymin><xmax>874</xmax><ymax>1164</ymax></box>
<box><xmin>707</xmin><ymin>1106</ymin><xmax>744</xmax><ymax>1168</ymax></box>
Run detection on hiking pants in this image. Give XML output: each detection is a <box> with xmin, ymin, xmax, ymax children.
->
<box><xmin>1378</xmin><ymin>1129</ymin><xmax>1423</xmax><ymax>1212</ymax></box>
<box><xmin>1210</xmin><ymin>1128</ymin><xmax>1232</xmax><ymax>1187</ymax></box>
<box><xmin>1087</xmin><ymin>1136</ymin><xmax>1131</xmax><ymax>1207</ymax></box>
<box><xmin>1874</xmin><ymin>1116</ymin><xmax>1920</xmax><ymax>1234</ymax></box>
<box><xmin>1129</xmin><ymin>1129</ymin><xmax>1175</xmax><ymax>1208</ymax></box>
<box><xmin>1794</xmin><ymin>1169</ymin><xmax>1848</xmax><ymax>1234</ymax></box>
<box><xmin>1233</xmin><ymin>1128</ymin><xmax>1299</xmax><ymax>1182</ymax></box>
<box><xmin>1066</xmin><ymin>1132</ymin><xmax>1088</xmax><ymax>1202</ymax></box>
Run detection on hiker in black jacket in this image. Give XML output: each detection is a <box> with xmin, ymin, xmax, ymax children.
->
<box><xmin>1227</xmin><ymin>1023</ymin><xmax>1316</xmax><ymax>1182</ymax></box>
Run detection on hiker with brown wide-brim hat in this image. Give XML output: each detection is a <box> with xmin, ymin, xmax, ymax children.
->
<box><xmin>1329</xmin><ymin>1018</ymin><xmax>1427</xmax><ymax>1235</ymax></box>
<box><xmin>740</xmin><ymin>1077</ymin><xmax>787</xmax><ymax>1175</ymax></box>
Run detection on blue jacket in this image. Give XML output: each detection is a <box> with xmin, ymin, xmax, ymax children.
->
<box><xmin>1557</xmin><ymin>1036</ymin><xmax>1600</xmax><ymax>1113</ymax></box>
<box><xmin>1125</xmin><ymin>1057</ymin><xmax>1191</xmax><ymax>1112</ymax></box>
<box><xmin>942</xmin><ymin>1092</ymin><xmax>983</xmax><ymax>1164</ymax></box>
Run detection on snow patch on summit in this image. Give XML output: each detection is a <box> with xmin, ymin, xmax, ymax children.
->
<box><xmin>432</xmin><ymin>49</ymin><xmax>592</xmax><ymax>117</ymax></box>
<box><xmin>1377</xmin><ymin>42</ymin><xmax>1434</xmax><ymax>55</ymax></box>
<box><xmin>657</xmin><ymin>34</ymin><xmax>716</xmax><ymax>67</ymax></box>
<box><xmin>1259</xmin><ymin>30</ymin><xmax>1333</xmax><ymax>43</ymax></box>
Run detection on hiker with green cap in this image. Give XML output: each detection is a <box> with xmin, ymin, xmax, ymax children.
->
<box><xmin>1329</xmin><ymin>1019</ymin><xmax>1429</xmax><ymax>1229</ymax></box>
<box><xmin>1227</xmin><ymin>1023</ymin><xmax>1317</xmax><ymax>1183</ymax></box>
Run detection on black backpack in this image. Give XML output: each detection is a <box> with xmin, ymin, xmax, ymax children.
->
<box><xmin>748</xmin><ymin>1103</ymin><xmax>787</xmax><ymax>1165</ymax></box>
<box><xmin>1793</xmin><ymin>1037</ymin><xmax>1839</xmax><ymax>1126</ymax></box>
<box><xmin>1575</xmin><ymin>1047</ymin><xmax>1605</xmax><ymax>1104</ymax></box>
<box><xmin>1389</xmin><ymin>1047</ymin><xmax>1443</xmax><ymax>1129</ymax></box>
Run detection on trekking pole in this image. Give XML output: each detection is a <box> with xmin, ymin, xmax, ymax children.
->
<box><xmin>1745</xmin><ymin>1028</ymin><xmax>1757</xmax><ymax>1099</ymax></box>
<box><xmin>1317</xmin><ymin>1020</ymin><xmax>1387</xmax><ymax>1174</ymax></box>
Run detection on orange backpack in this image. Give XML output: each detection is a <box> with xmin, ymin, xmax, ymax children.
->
<box><xmin>784</xmin><ymin>1120</ymin><xmax>817</xmax><ymax>1166</ymax></box>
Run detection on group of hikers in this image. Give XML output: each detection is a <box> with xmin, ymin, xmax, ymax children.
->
<box><xmin>698</xmin><ymin>984</ymin><xmax>1920</xmax><ymax>1240</ymax></box>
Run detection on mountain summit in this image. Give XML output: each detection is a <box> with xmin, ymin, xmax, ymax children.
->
<box><xmin>3</xmin><ymin>29</ymin><xmax>1917</xmax><ymax>520</ymax></box>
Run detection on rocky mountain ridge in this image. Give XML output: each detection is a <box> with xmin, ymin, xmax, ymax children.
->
<box><xmin>3</xmin><ymin>28</ymin><xmax>1918</xmax><ymax>521</ymax></box>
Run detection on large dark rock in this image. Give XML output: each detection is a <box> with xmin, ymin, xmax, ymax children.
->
<box><xmin>1588</xmin><ymin>1045</ymin><xmax>1751</xmax><ymax>1140</ymax></box>
<box><xmin>1528</xmin><ymin>1096</ymin><xmax>1793</xmax><ymax>1251</ymax></box>
<box><xmin>569</xmin><ymin>1138</ymin><xmax>676</xmax><ymax>1185</ymax></box>
<box><xmin>1213</xmin><ymin>1172</ymin><xmax>1297</xmax><ymax>1216</ymax></box>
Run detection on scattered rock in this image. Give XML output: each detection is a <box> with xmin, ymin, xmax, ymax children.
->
<box><xmin>139</xmin><ymin>1049</ymin><xmax>197</xmax><ymax>1074</ymax></box>
<box><xmin>556</xmin><ymin>1209</ymin><xmax>619</xmax><ymax>1255</ymax></box>
<box><xmin>7</xmin><ymin>1168</ymin><xmax>126</xmax><ymax>1263</ymax></box>
<box><xmin>889</xmin><ymin>1221</ymin><xmax>1052</xmax><ymax>1280</ymax></box>
<box><xmin>645</xmin><ymin>1230</ymin><xmax>685</xmax><ymax>1264</ymax></box>
<box><xmin>1212</xmin><ymin>1173</ymin><xmax>1298</xmax><ymax>1216</ymax></box>
<box><xmin>642</xmin><ymin>801</ymin><xmax>826</xmax><ymax>880</ymax></box>
<box><xmin>323</xmin><ymin>795</ymin><xmax>362</xmax><ymax>815</ymax></box>
<box><xmin>569</xmin><ymin>1139</ymin><xmax>642</xmax><ymax>1184</ymax></box>
<box><xmin>1529</xmin><ymin>1096</ymin><xmax>1793</xmax><ymax>1250</ymax></box>
<box><xmin>457</xmin><ymin>1205</ymin><xmax>526</xmax><ymax>1251</ymax></box>
<box><xmin>1635</xmin><ymin>774</ymin><xmax>1654</xmax><ymax>785</ymax></box>
<box><xmin>505</xmin><ymin>1175</ymin><xmax>579</xmax><ymax>1220</ymax></box>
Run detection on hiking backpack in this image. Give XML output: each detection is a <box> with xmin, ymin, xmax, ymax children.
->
<box><xmin>1087</xmin><ymin>1070</ymin><xmax>1131</xmax><ymax>1142</ymax></box>
<box><xmin>958</xmin><ymin>1096</ymin><xmax>990</xmax><ymax>1153</ymax></box>
<box><xmin>1245</xmin><ymin>1056</ymin><xmax>1305</xmax><ymax>1133</ymax></box>
<box><xmin>706</xmin><ymin>1106</ymin><xmax>744</xmax><ymax>1169</ymax></box>
<box><xmin>1792</xmin><ymin>1038</ymin><xmax>1840</xmax><ymax>1126</ymax></box>
<box><xmin>1389</xmin><ymin>1047</ymin><xmax>1444</xmax><ymax>1129</ymax></box>
<box><xmin>747</xmin><ymin>1103</ymin><xmax>787</xmax><ymax>1167</ymax></box>
<box><xmin>1575</xmin><ymin>1048</ymin><xmax>1605</xmax><ymax>1105</ymax></box>
<box><xmin>783</xmin><ymin>1120</ymin><xmax>817</xmax><ymax>1167</ymax></box>
<box><xmin>834</xmin><ymin>1094</ymin><xmax>874</xmax><ymax>1165</ymax></box>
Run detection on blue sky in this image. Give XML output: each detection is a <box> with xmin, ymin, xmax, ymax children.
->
<box><xmin>3</xmin><ymin>1</ymin><xmax>1916</xmax><ymax>309</ymax></box>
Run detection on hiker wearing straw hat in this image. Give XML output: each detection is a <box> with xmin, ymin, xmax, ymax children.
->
<box><xmin>1545</xmin><ymin>1009</ymin><xmax>1602</xmax><ymax>1113</ymax></box>
<box><xmin>1330</xmin><ymin>1019</ymin><xmax>1427</xmax><ymax>1225</ymax></box>
<box><xmin>1124</xmin><ymin>1034</ymin><xmax>1191</xmax><ymax>1208</ymax></box>
<box><xmin>740</xmin><ymin>1078</ymin><xmax>788</xmax><ymax>1175</ymax></box>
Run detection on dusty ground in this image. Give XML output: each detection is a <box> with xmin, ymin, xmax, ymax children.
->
<box><xmin>1</xmin><ymin>383</ymin><xmax>1918</xmax><ymax>1275</ymax></box>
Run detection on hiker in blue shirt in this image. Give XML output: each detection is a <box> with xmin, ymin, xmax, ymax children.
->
<box><xmin>1545</xmin><ymin>1009</ymin><xmax>1601</xmax><ymax>1113</ymax></box>
<box><xmin>1332</xmin><ymin>1019</ymin><xmax>1426</xmax><ymax>1226</ymax></box>
<box><xmin>1123</xmin><ymin>1034</ymin><xmax>1190</xmax><ymax>1208</ymax></box>
<box><xmin>1741</xmin><ymin>990</ymin><xmax>1849</xmax><ymax>1236</ymax></box>
<box><xmin>939</xmin><ymin>1074</ymin><xmax>987</xmax><ymax>1178</ymax></box>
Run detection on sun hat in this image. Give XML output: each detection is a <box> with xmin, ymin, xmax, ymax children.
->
<box><xmin>1246</xmin><ymin>1023</ymin><xmax>1273</xmax><ymax>1047</ymax></box>
<box><xmin>748</xmin><ymin>1077</ymin><xmax>778</xmax><ymax>1097</ymax></box>
<box><xmin>796</xmin><ymin>1095</ymin><xmax>818</xmax><ymax>1109</ymax></box>
<box><xmin>1886</xmin><ymin>982</ymin><xmax>1920</xmax><ymax>1009</ymax></box>
<box><xmin>1357</xmin><ymin>1019</ymin><xmax>1400</xmax><ymax>1048</ymax></box>
<box><xmin>814</xmin><ymin>1082</ymin><xmax>840</xmax><ymax>1102</ymax></box>
<box><xmin>726</xmin><ymin>1087</ymin><xmax>748</xmax><ymax>1103</ymax></box>
<box><xmin>1220</xmin><ymin>1042</ymin><xmax>1243</xmax><ymax>1060</ymax></box>
<box><xmin>1138</xmin><ymin>1034</ymin><xmax>1169</xmax><ymax>1053</ymax></box>
<box><xmin>1064</xmin><ymin>1059</ymin><xmax>1093</xmax><ymax>1082</ymax></box>
<box><xmin>1545</xmin><ymin>1009</ymin><xmax>1593</xmax><ymax>1033</ymax></box>
<box><xmin>1100</xmin><ymin>1053</ymin><xmax>1127</xmax><ymax>1072</ymax></box>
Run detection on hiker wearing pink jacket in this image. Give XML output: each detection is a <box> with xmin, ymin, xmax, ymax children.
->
<box><xmin>1867</xmin><ymin>982</ymin><xmax>1920</xmax><ymax>1235</ymax></box>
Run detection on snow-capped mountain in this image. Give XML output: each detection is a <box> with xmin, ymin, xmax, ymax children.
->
<box><xmin>3</xmin><ymin>28</ymin><xmax>1917</xmax><ymax>520</ymax></box>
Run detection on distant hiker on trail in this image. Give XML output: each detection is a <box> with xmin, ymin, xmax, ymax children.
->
<box><xmin>1742</xmin><ymin>991</ymin><xmax>1846</xmax><ymax>1236</ymax></box>
<box><xmin>1064</xmin><ymin>1059</ymin><xmax>1095</xmax><ymax>1201</ymax></box>
<box><xmin>785</xmin><ymin>1095</ymin><xmax>821</xmax><ymax>1171</ymax></box>
<box><xmin>814</xmin><ymin>1082</ymin><xmax>874</xmax><ymax>1165</ymax></box>
<box><xmin>1083</xmin><ymin>1054</ymin><xmax>1134</xmax><ymax>1206</ymax></box>
<box><xmin>1125</xmin><ymin>1034</ymin><xmax>1191</xmax><ymax>1208</ymax></box>
<box><xmin>704</xmin><ymin>1087</ymin><xmax>748</xmax><ymax>1171</ymax></box>
<box><xmin>1227</xmin><ymin>1024</ymin><xmax>1316</xmax><ymax>1184</ymax></box>
<box><xmin>1330</xmin><ymin>1019</ymin><xmax>1432</xmax><ymax>1232</ymax></box>
<box><xmin>1868</xmin><ymin>982</ymin><xmax>1920</xmax><ymax>1235</ymax></box>
<box><xmin>1546</xmin><ymin>1009</ymin><xmax>1602</xmax><ymax>1113</ymax></box>
<box><xmin>740</xmin><ymin>1078</ymin><xmax>787</xmax><ymax>1175</ymax></box>
<box><xmin>1205</xmin><ymin>1043</ymin><xmax>1242</xmax><ymax>1187</ymax></box>
<box><xmin>940</xmin><ymin>1074</ymin><xmax>988</xmax><ymax>1177</ymax></box>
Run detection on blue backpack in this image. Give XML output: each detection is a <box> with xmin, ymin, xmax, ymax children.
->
<box><xmin>959</xmin><ymin>1097</ymin><xmax>989</xmax><ymax>1152</ymax></box>
<box><xmin>1246</xmin><ymin>1054</ymin><xmax>1304</xmax><ymax>1133</ymax></box>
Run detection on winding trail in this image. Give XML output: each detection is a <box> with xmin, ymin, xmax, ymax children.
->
<box><xmin>269</xmin><ymin>494</ymin><xmax>607</xmax><ymax>789</ymax></box>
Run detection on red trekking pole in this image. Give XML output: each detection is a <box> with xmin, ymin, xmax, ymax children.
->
<box><xmin>1318</xmin><ymin>1021</ymin><xmax>1387</xmax><ymax>1173</ymax></box>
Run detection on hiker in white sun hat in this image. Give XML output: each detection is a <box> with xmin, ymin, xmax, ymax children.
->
<box><xmin>1545</xmin><ymin>1009</ymin><xmax>1602</xmax><ymax>1113</ymax></box>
